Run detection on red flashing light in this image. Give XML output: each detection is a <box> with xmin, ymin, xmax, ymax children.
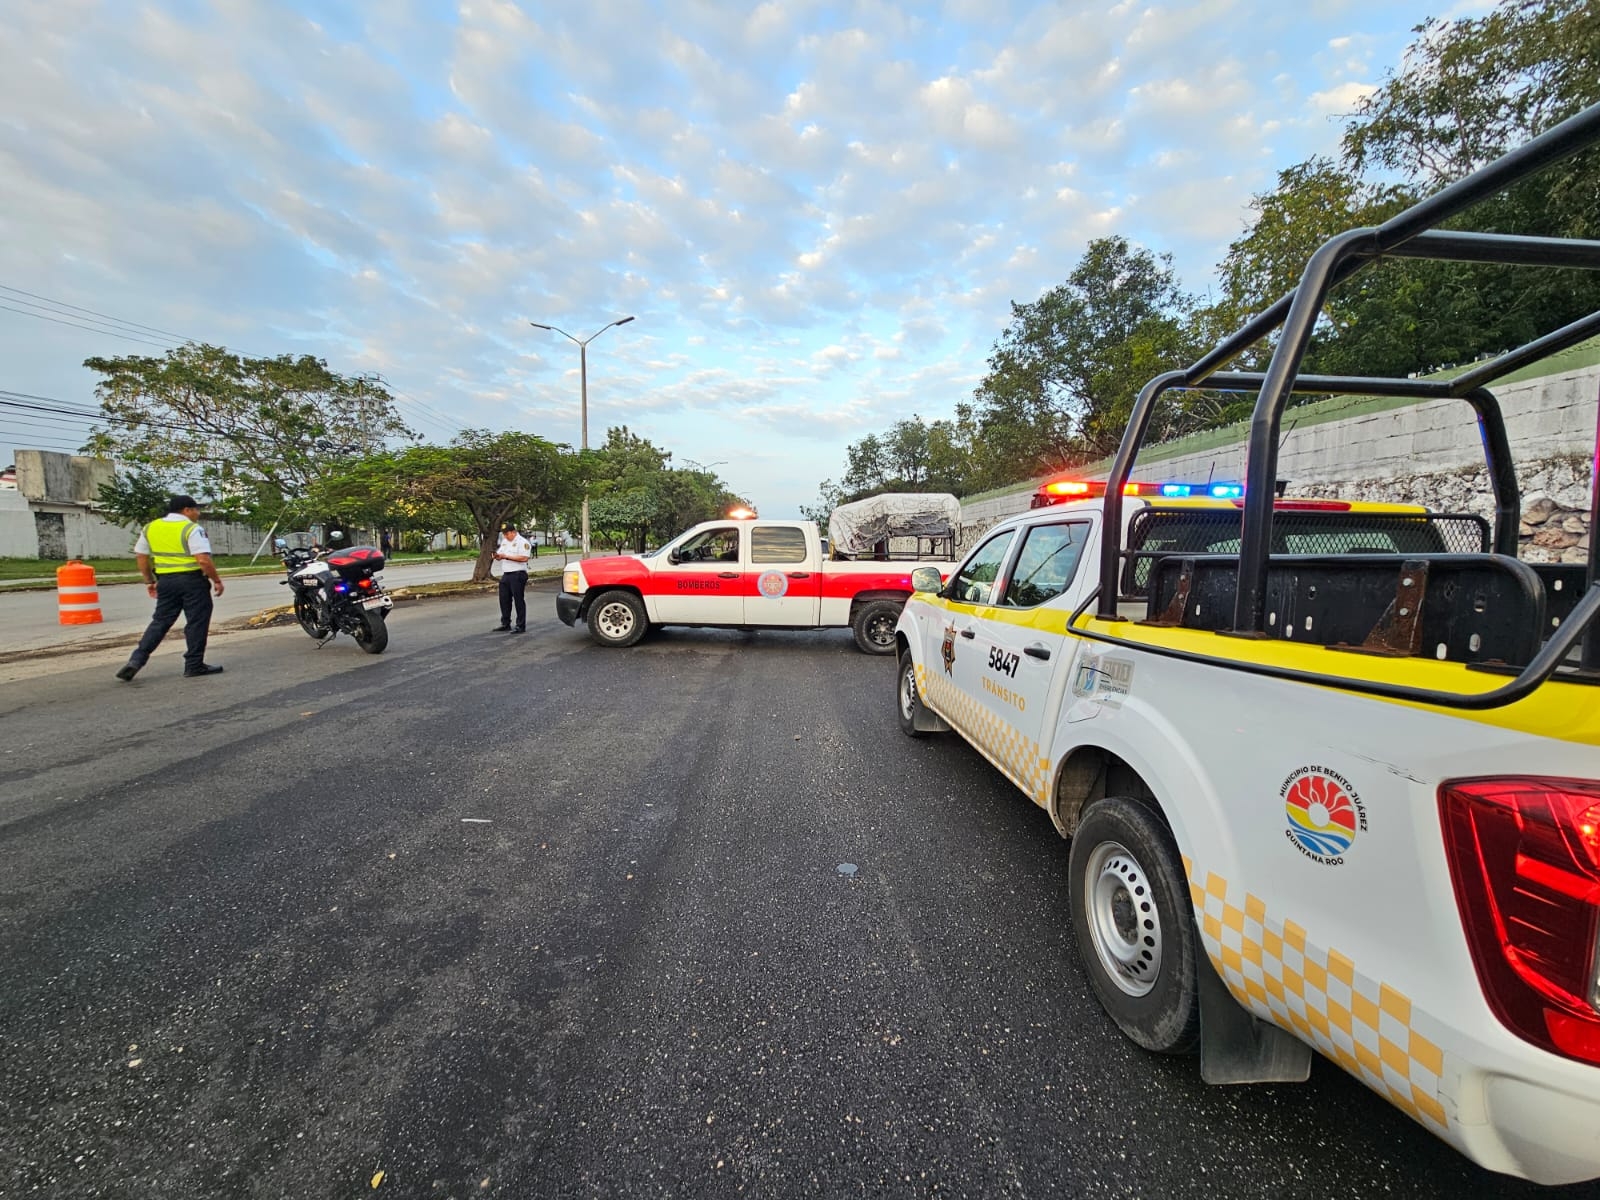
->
<box><xmin>1237</xmin><ymin>498</ymin><xmax>1353</xmax><ymax>511</ymax></box>
<box><xmin>1440</xmin><ymin>777</ymin><xmax>1600</xmax><ymax>1065</ymax></box>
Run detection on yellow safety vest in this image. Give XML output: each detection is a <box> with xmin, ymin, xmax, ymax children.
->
<box><xmin>146</xmin><ymin>519</ymin><xmax>201</xmax><ymax>574</ymax></box>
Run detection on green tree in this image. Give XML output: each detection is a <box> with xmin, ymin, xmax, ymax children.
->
<box><xmin>319</xmin><ymin>432</ymin><xmax>577</xmax><ymax>580</ymax></box>
<box><xmin>974</xmin><ymin>236</ymin><xmax>1199</xmax><ymax>466</ymax></box>
<box><xmin>93</xmin><ymin>468</ymin><xmax>170</xmax><ymax>529</ymax></box>
<box><xmin>81</xmin><ymin>344</ymin><xmax>413</xmax><ymax>521</ymax></box>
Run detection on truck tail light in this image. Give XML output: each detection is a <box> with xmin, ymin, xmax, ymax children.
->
<box><xmin>1440</xmin><ymin>776</ymin><xmax>1600</xmax><ymax>1065</ymax></box>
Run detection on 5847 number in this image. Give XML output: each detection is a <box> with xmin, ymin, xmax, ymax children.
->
<box><xmin>988</xmin><ymin>646</ymin><xmax>1020</xmax><ymax>678</ymax></box>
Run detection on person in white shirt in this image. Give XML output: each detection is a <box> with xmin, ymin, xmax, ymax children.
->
<box><xmin>492</xmin><ymin>520</ymin><xmax>533</xmax><ymax>633</ymax></box>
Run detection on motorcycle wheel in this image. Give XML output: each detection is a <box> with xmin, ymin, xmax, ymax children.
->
<box><xmin>353</xmin><ymin>609</ymin><xmax>389</xmax><ymax>654</ymax></box>
<box><xmin>293</xmin><ymin>594</ymin><xmax>326</xmax><ymax>639</ymax></box>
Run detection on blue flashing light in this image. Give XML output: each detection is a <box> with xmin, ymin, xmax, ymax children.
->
<box><xmin>1160</xmin><ymin>484</ymin><xmax>1192</xmax><ymax>497</ymax></box>
<box><xmin>1209</xmin><ymin>484</ymin><xmax>1244</xmax><ymax>499</ymax></box>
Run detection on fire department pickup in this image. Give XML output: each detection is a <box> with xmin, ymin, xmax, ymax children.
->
<box><xmin>895</xmin><ymin>105</ymin><xmax>1600</xmax><ymax>1185</ymax></box>
<box><xmin>556</xmin><ymin>518</ymin><xmax>954</xmax><ymax>653</ymax></box>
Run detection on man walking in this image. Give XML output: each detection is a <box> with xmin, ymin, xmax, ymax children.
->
<box><xmin>116</xmin><ymin>495</ymin><xmax>226</xmax><ymax>681</ymax></box>
<box><xmin>492</xmin><ymin>520</ymin><xmax>532</xmax><ymax>634</ymax></box>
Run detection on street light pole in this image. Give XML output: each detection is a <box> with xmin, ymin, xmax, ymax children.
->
<box><xmin>529</xmin><ymin>315</ymin><xmax>635</xmax><ymax>556</ymax></box>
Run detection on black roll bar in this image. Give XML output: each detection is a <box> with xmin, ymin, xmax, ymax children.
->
<box><xmin>1094</xmin><ymin>98</ymin><xmax>1600</xmax><ymax>677</ymax></box>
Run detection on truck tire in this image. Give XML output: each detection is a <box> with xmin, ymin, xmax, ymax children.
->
<box><xmin>588</xmin><ymin>589</ymin><xmax>648</xmax><ymax>648</ymax></box>
<box><xmin>353</xmin><ymin>609</ymin><xmax>389</xmax><ymax>654</ymax></box>
<box><xmin>896</xmin><ymin>651</ymin><xmax>930</xmax><ymax>738</ymax></box>
<box><xmin>1068</xmin><ymin>796</ymin><xmax>1200</xmax><ymax>1055</ymax></box>
<box><xmin>851</xmin><ymin>599</ymin><xmax>902</xmax><ymax>655</ymax></box>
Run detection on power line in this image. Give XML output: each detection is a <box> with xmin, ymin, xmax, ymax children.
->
<box><xmin>0</xmin><ymin>282</ymin><xmax>465</xmax><ymax>440</ymax></box>
<box><xmin>0</xmin><ymin>283</ymin><xmax>193</xmax><ymax>341</ymax></box>
<box><xmin>0</xmin><ymin>301</ymin><xmax>176</xmax><ymax>350</ymax></box>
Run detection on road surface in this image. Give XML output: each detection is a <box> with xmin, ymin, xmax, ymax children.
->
<box><xmin>2</xmin><ymin>593</ymin><xmax>1595</xmax><ymax>1198</ymax></box>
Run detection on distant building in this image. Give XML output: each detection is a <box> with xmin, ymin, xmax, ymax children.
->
<box><xmin>0</xmin><ymin>449</ymin><xmax>266</xmax><ymax>560</ymax></box>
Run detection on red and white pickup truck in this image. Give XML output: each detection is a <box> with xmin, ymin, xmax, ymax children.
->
<box><xmin>555</xmin><ymin>518</ymin><xmax>955</xmax><ymax>653</ymax></box>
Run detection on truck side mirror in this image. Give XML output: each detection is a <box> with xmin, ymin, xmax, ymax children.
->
<box><xmin>910</xmin><ymin>566</ymin><xmax>944</xmax><ymax>594</ymax></box>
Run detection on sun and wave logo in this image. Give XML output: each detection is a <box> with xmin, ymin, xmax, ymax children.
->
<box><xmin>1282</xmin><ymin>766</ymin><xmax>1367</xmax><ymax>865</ymax></box>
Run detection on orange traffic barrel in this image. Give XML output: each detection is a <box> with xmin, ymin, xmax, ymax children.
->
<box><xmin>56</xmin><ymin>560</ymin><xmax>104</xmax><ymax>625</ymax></box>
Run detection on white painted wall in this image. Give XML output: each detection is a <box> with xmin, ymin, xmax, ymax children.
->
<box><xmin>960</xmin><ymin>362</ymin><xmax>1600</xmax><ymax>544</ymax></box>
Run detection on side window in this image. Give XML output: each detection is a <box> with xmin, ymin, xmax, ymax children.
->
<box><xmin>949</xmin><ymin>531</ymin><xmax>1016</xmax><ymax>606</ymax></box>
<box><xmin>751</xmin><ymin>526</ymin><xmax>808</xmax><ymax>564</ymax></box>
<box><xmin>998</xmin><ymin>522</ymin><xmax>1088</xmax><ymax>608</ymax></box>
<box><xmin>676</xmin><ymin>526</ymin><xmax>742</xmax><ymax>563</ymax></box>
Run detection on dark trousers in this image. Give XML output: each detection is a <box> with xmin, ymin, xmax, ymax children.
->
<box><xmin>498</xmin><ymin>571</ymin><xmax>528</xmax><ymax>628</ymax></box>
<box><xmin>130</xmin><ymin>572</ymin><xmax>212</xmax><ymax>671</ymax></box>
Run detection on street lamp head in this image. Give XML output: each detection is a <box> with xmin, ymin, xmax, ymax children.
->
<box><xmin>613</xmin><ymin>316</ymin><xmax>636</xmax><ymax>327</ymax></box>
<box><xmin>528</xmin><ymin>322</ymin><xmax>553</xmax><ymax>331</ymax></box>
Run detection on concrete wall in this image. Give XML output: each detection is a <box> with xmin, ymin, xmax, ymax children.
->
<box><xmin>1</xmin><ymin>451</ymin><xmax>268</xmax><ymax>561</ymax></box>
<box><xmin>959</xmin><ymin>362</ymin><xmax>1600</xmax><ymax>558</ymax></box>
<box><xmin>14</xmin><ymin>450</ymin><xmax>115</xmax><ymax>504</ymax></box>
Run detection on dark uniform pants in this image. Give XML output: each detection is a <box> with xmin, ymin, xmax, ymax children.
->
<box><xmin>498</xmin><ymin>570</ymin><xmax>528</xmax><ymax>628</ymax></box>
<box><xmin>130</xmin><ymin>571</ymin><xmax>213</xmax><ymax>671</ymax></box>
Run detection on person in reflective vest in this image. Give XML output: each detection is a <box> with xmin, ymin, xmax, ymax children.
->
<box><xmin>116</xmin><ymin>495</ymin><xmax>227</xmax><ymax>681</ymax></box>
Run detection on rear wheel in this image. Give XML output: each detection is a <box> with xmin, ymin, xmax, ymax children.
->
<box><xmin>896</xmin><ymin>651</ymin><xmax>929</xmax><ymax>738</ymax></box>
<box><xmin>588</xmin><ymin>590</ymin><xmax>648</xmax><ymax>648</ymax></box>
<box><xmin>353</xmin><ymin>609</ymin><xmax>389</xmax><ymax>654</ymax></box>
<box><xmin>851</xmin><ymin>599</ymin><xmax>902</xmax><ymax>655</ymax></box>
<box><xmin>1068</xmin><ymin>797</ymin><xmax>1200</xmax><ymax>1054</ymax></box>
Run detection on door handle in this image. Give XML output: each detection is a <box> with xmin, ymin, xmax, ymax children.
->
<box><xmin>717</xmin><ymin>571</ymin><xmax>739</xmax><ymax>579</ymax></box>
<box><xmin>959</xmin><ymin>628</ymin><xmax>976</xmax><ymax>639</ymax></box>
<box><xmin>788</xmin><ymin>572</ymin><xmax>811</xmax><ymax>579</ymax></box>
<box><xmin>1024</xmin><ymin>644</ymin><xmax>1051</xmax><ymax>660</ymax></box>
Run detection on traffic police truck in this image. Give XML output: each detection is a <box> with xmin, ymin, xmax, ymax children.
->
<box><xmin>894</xmin><ymin>104</ymin><xmax>1600</xmax><ymax>1185</ymax></box>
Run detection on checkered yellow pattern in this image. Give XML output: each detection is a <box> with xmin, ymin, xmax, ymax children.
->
<box><xmin>916</xmin><ymin>662</ymin><xmax>1052</xmax><ymax>803</ymax></box>
<box><xmin>1184</xmin><ymin>856</ymin><xmax>1450</xmax><ymax>1133</ymax></box>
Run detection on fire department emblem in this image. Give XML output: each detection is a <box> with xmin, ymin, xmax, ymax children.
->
<box><xmin>940</xmin><ymin>624</ymin><xmax>956</xmax><ymax>675</ymax></box>
<box><xmin>756</xmin><ymin>569</ymin><xmax>789</xmax><ymax>599</ymax></box>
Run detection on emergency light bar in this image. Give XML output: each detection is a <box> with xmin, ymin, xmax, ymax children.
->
<box><xmin>1030</xmin><ymin>478</ymin><xmax>1247</xmax><ymax>508</ymax></box>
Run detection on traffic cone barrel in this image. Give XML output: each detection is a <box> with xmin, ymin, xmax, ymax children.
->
<box><xmin>56</xmin><ymin>560</ymin><xmax>104</xmax><ymax>625</ymax></box>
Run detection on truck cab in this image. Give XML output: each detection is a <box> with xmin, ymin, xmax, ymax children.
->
<box><xmin>894</xmin><ymin>103</ymin><xmax>1600</xmax><ymax>1185</ymax></box>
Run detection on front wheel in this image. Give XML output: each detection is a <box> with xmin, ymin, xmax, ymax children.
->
<box><xmin>896</xmin><ymin>651</ymin><xmax>929</xmax><ymax>738</ymax></box>
<box><xmin>851</xmin><ymin>599</ymin><xmax>902</xmax><ymax>655</ymax></box>
<box><xmin>587</xmin><ymin>590</ymin><xmax>648</xmax><ymax>648</ymax></box>
<box><xmin>353</xmin><ymin>609</ymin><xmax>389</xmax><ymax>654</ymax></box>
<box><xmin>1068</xmin><ymin>797</ymin><xmax>1200</xmax><ymax>1054</ymax></box>
<box><xmin>293</xmin><ymin>594</ymin><xmax>326</xmax><ymax>640</ymax></box>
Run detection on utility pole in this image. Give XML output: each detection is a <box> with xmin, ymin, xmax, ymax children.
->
<box><xmin>528</xmin><ymin>316</ymin><xmax>635</xmax><ymax>555</ymax></box>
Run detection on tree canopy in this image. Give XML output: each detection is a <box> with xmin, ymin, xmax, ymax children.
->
<box><xmin>83</xmin><ymin>343</ymin><xmax>413</xmax><ymax>521</ymax></box>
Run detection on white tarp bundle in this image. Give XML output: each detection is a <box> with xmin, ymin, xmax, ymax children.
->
<box><xmin>827</xmin><ymin>492</ymin><xmax>961</xmax><ymax>556</ymax></box>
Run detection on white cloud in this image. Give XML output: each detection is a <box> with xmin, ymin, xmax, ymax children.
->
<box><xmin>0</xmin><ymin>0</ymin><xmax>1456</xmax><ymax>516</ymax></box>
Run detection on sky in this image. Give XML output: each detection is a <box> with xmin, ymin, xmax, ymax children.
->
<box><xmin>0</xmin><ymin>0</ymin><xmax>1480</xmax><ymax>518</ymax></box>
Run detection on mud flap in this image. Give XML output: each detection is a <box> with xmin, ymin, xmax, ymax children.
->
<box><xmin>1198</xmin><ymin>943</ymin><xmax>1312</xmax><ymax>1084</ymax></box>
<box><xmin>913</xmin><ymin>704</ymin><xmax>951</xmax><ymax>733</ymax></box>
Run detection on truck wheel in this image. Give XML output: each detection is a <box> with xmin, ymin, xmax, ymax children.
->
<box><xmin>353</xmin><ymin>610</ymin><xmax>389</xmax><ymax>654</ymax></box>
<box><xmin>588</xmin><ymin>590</ymin><xmax>647</xmax><ymax>648</ymax></box>
<box><xmin>851</xmin><ymin>599</ymin><xmax>902</xmax><ymax>655</ymax></box>
<box><xmin>896</xmin><ymin>651</ymin><xmax>930</xmax><ymax>738</ymax></box>
<box><xmin>1068</xmin><ymin>797</ymin><xmax>1200</xmax><ymax>1055</ymax></box>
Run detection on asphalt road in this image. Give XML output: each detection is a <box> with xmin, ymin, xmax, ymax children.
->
<box><xmin>1</xmin><ymin>589</ymin><xmax>1595</xmax><ymax>1199</ymax></box>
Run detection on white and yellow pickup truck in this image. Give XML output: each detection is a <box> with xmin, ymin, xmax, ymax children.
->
<box><xmin>895</xmin><ymin>103</ymin><xmax>1600</xmax><ymax>1185</ymax></box>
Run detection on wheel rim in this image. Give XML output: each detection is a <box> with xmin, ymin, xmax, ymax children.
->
<box><xmin>1083</xmin><ymin>839</ymin><xmax>1162</xmax><ymax>997</ymax></box>
<box><xmin>899</xmin><ymin>664</ymin><xmax>917</xmax><ymax>719</ymax></box>
<box><xmin>866</xmin><ymin>612</ymin><xmax>896</xmax><ymax>648</ymax></box>
<box><xmin>596</xmin><ymin>601</ymin><xmax>636</xmax><ymax>640</ymax></box>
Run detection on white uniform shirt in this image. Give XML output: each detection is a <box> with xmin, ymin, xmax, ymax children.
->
<box><xmin>133</xmin><ymin>512</ymin><xmax>213</xmax><ymax>556</ymax></box>
<box><xmin>496</xmin><ymin>532</ymin><xmax>532</xmax><ymax>573</ymax></box>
